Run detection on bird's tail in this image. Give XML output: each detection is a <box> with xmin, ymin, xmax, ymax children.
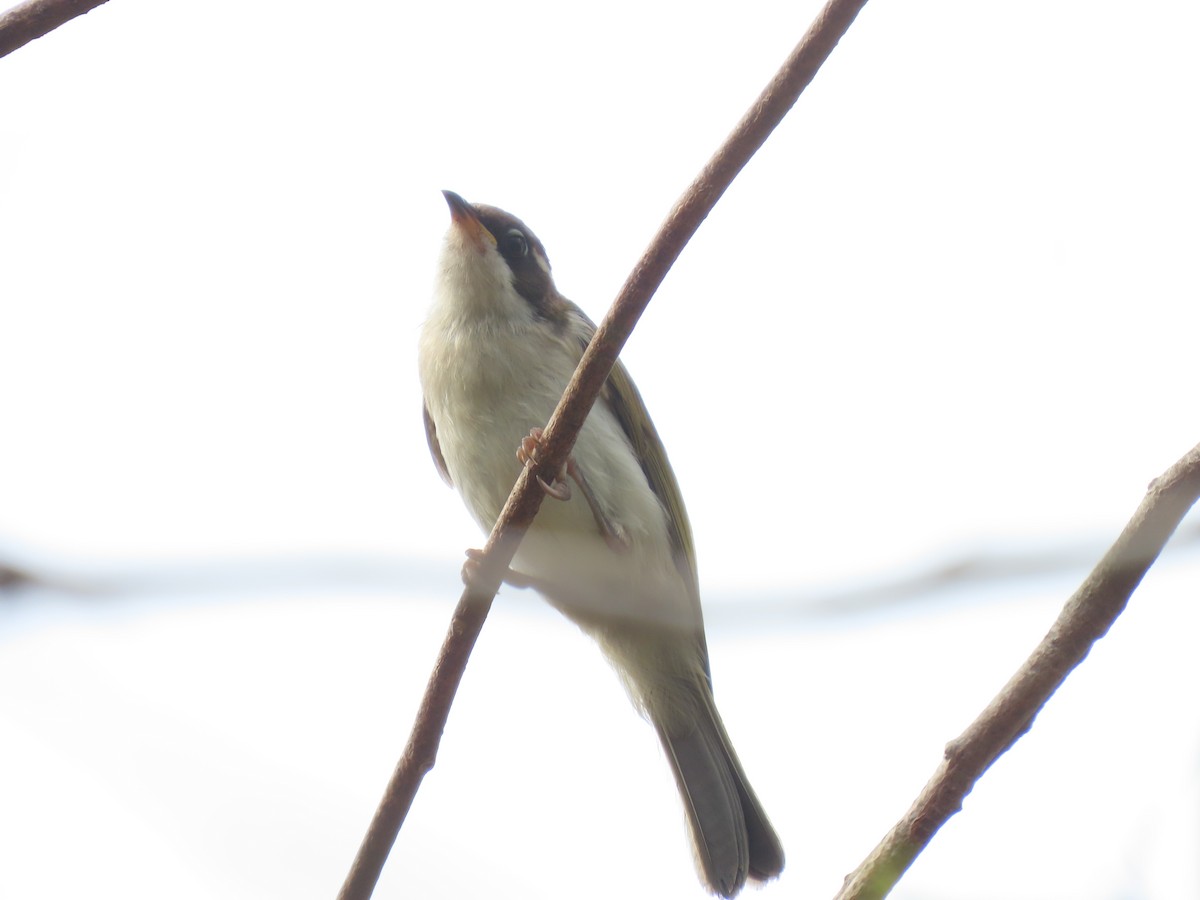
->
<box><xmin>653</xmin><ymin>683</ymin><xmax>784</xmax><ymax>898</ymax></box>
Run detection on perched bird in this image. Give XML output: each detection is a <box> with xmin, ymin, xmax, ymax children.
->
<box><xmin>418</xmin><ymin>191</ymin><xmax>784</xmax><ymax>897</ymax></box>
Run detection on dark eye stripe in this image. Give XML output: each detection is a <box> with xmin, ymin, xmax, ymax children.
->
<box><xmin>473</xmin><ymin>204</ymin><xmax>566</xmax><ymax>325</ymax></box>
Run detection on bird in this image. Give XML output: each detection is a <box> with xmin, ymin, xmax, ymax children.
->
<box><xmin>418</xmin><ymin>190</ymin><xmax>784</xmax><ymax>897</ymax></box>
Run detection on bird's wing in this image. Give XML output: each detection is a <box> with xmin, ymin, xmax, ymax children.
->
<box><xmin>423</xmin><ymin>403</ymin><xmax>453</xmax><ymax>486</ymax></box>
<box><xmin>567</xmin><ymin>305</ymin><xmax>702</xmax><ymax>616</ymax></box>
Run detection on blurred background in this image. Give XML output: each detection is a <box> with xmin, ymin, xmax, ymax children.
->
<box><xmin>2</xmin><ymin>1</ymin><xmax>1199</xmax><ymax>897</ymax></box>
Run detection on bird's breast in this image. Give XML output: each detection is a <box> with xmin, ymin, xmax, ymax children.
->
<box><xmin>419</xmin><ymin>315</ymin><xmax>683</xmax><ymax>610</ymax></box>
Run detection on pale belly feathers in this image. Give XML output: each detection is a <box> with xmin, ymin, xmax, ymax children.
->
<box><xmin>419</xmin><ymin>314</ymin><xmax>695</xmax><ymax>637</ymax></box>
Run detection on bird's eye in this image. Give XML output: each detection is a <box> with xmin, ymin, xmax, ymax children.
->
<box><xmin>500</xmin><ymin>229</ymin><xmax>529</xmax><ymax>260</ymax></box>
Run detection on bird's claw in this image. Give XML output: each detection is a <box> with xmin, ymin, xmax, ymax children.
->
<box><xmin>517</xmin><ymin>426</ymin><xmax>571</xmax><ymax>501</ymax></box>
<box><xmin>515</xmin><ymin>425</ymin><xmax>631</xmax><ymax>555</ymax></box>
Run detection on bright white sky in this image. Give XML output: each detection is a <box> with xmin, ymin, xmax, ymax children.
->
<box><xmin>2</xmin><ymin>1</ymin><xmax>1199</xmax><ymax>898</ymax></box>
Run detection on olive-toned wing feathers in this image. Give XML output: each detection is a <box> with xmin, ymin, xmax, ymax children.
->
<box><xmin>567</xmin><ymin>306</ymin><xmax>702</xmax><ymax>611</ymax></box>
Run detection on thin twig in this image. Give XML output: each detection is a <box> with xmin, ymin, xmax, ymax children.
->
<box><xmin>0</xmin><ymin>0</ymin><xmax>108</xmax><ymax>58</ymax></box>
<box><xmin>336</xmin><ymin>2</ymin><xmax>871</xmax><ymax>898</ymax></box>
<box><xmin>834</xmin><ymin>440</ymin><xmax>1200</xmax><ymax>900</ymax></box>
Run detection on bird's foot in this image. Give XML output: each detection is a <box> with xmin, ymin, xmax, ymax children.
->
<box><xmin>517</xmin><ymin>426</ymin><xmax>571</xmax><ymax>500</ymax></box>
<box><xmin>516</xmin><ymin>426</ymin><xmax>632</xmax><ymax>555</ymax></box>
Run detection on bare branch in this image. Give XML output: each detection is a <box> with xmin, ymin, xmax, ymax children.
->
<box><xmin>835</xmin><ymin>441</ymin><xmax>1200</xmax><ymax>900</ymax></box>
<box><xmin>0</xmin><ymin>0</ymin><xmax>108</xmax><ymax>58</ymax></box>
<box><xmin>336</xmin><ymin>1</ymin><xmax>871</xmax><ymax>898</ymax></box>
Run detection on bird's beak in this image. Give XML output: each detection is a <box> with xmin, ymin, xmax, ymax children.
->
<box><xmin>442</xmin><ymin>190</ymin><xmax>494</xmax><ymax>253</ymax></box>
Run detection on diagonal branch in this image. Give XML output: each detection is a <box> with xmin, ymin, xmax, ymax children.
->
<box><xmin>0</xmin><ymin>0</ymin><xmax>109</xmax><ymax>58</ymax></box>
<box><xmin>835</xmin><ymin>440</ymin><xmax>1200</xmax><ymax>900</ymax></box>
<box><xmin>336</xmin><ymin>2</ymin><xmax>872</xmax><ymax>898</ymax></box>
